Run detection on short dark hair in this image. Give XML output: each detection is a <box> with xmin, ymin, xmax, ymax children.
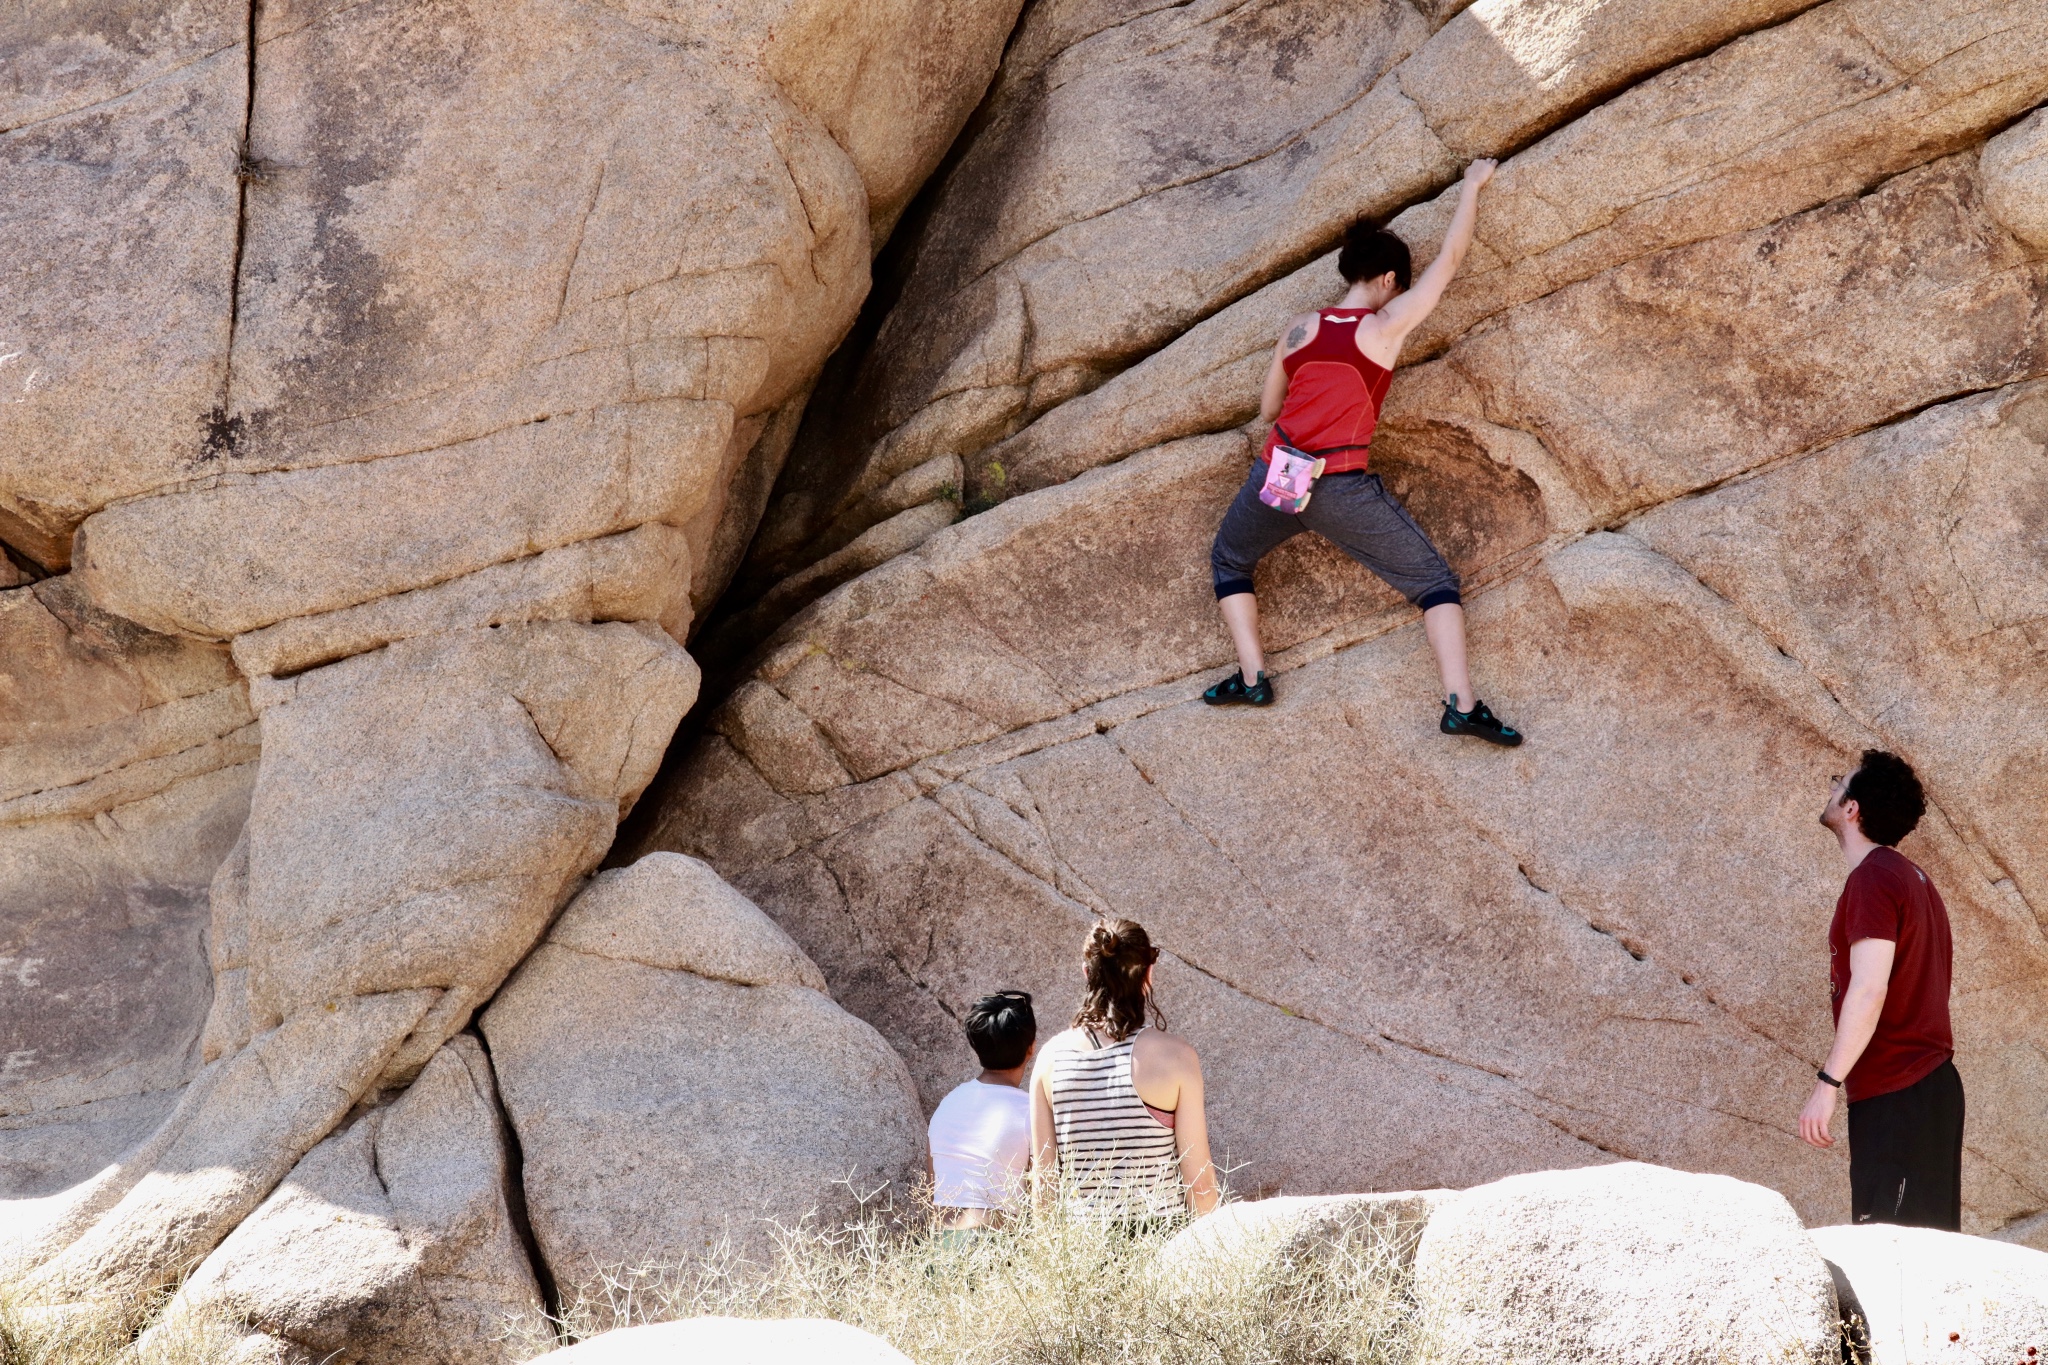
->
<box><xmin>1338</xmin><ymin>220</ymin><xmax>1411</xmax><ymax>289</ymax></box>
<box><xmin>1845</xmin><ymin>750</ymin><xmax>1925</xmax><ymax>847</ymax></box>
<box><xmin>964</xmin><ymin>991</ymin><xmax>1036</xmax><ymax>1069</ymax></box>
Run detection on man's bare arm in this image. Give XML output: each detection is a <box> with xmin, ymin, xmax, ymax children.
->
<box><xmin>1377</xmin><ymin>159</ymin><xmax>1496</xmax><ymax>342</ymax></box>
<box><xmin>1797</xmin><ymin>937</ymin><xmax>1895</xmax><ymax>1148</ymax></box>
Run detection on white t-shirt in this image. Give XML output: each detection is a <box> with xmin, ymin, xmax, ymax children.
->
<box><xmin>928</xmin><ymin>1079</ymin><xmax>1032</xmax><ymax>1209</ymax></box>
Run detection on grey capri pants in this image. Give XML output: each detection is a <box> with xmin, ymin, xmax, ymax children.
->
<box><xmin>1210</xmin><ymin>464</ymin><xmax>1461</xmax><ymax>610</ymax></box>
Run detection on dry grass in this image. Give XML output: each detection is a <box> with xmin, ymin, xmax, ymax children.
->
<box><xmin>0</xmin><ymin>1290</ymin><xmax>244</xmax><ymax>1365</ymax></box>
<box><xmin>5</xmin><ymin>1190</ymin><xmax>1867</xmax><ymax>1365</ymax></box>
<box><xmin>512</xmin><ymin>1187</ymin><xmax>1421</xmax><ymax>1365</ymax></box>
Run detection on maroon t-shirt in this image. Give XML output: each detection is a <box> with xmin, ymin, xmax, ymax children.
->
<box><xmin>1828</xmin><ymin>846</ymin><xmax>1954</xmax><ymax>1102</ymax></box>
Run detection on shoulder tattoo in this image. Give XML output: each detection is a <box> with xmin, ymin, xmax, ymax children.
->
<box><xmin>1285</xmin><ymin>323</ymin><xmax>1307</xmax><ymax>349</ymax></box>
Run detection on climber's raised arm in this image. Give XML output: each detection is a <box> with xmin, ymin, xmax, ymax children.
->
<box><xmin>1374</xmin><ymin>158</ymin><xmax>1495</xmax><ymax>345</ymax></box>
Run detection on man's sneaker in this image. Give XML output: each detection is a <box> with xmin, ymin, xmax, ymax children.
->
<box><xmin>1203</xmin><ymin>670</ymin><xmax>1274</xmax><ymax>707</ymax></box>
<box><xmin>1441</xmin><ymin>697</ymin><xmax>1522</xmax><ymax>746</ymax></box>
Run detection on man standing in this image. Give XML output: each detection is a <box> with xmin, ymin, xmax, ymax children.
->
<box><xmin>1799</xmin><ymin>750</ymin><xmax>1963</xmax><ymax>1230</ymax></box>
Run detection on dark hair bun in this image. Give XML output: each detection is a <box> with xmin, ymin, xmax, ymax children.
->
<box><xmin>1075</xmin><ymin>919</ymin><xmax>1162</xmax><ymax>1040</ymax></box>
<box><xmin>1337</xmin><ymin>217</ymin><xmax>1412</xmax><ymax>290</ymax></box>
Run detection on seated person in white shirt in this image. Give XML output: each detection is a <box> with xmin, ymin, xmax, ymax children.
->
<box><xmin>927</xmin><ymin>991</ymin><xmax>1037</xmax><ymax>1232</ymax></box>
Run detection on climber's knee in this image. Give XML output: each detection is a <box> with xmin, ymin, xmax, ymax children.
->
<box><xmin>1214</xmin><ymin>577</ymin><xmax>1256</xmax><ymax>601</ymax></box>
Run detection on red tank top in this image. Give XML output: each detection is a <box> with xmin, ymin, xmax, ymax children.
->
<box><xmin>1258</xmin><ymin>310</ymin><xmax>1393</xmax><ymax>475</ymax></box>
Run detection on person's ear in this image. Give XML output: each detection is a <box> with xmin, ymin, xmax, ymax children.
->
<box><xmin>1144</xmin><ymin>963</ymin><xmax>1155</xmax><ymax>992</ymax></box>
<box><xmin>1840</xmin><ymin>797</ymin><xmax>1862</xmax><ymax>833</ymax></box>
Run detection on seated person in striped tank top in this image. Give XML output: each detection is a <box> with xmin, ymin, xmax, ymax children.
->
<box><xmin>1205</xmin><ymin>157</ymin><xmax>1523</xmax><ymax>747</ymax></box>
<box><xmin>927</xmin><ymin>991</ymin><xmax>1037</xmax><ymax>1234</ymax></box>
<box><xmin>1029</xmin><ymin>919</ymin><xmax>1221</xmax><ymax>1221</ymax></box>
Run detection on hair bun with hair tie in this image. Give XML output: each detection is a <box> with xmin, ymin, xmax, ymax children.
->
<box><xmin>1074</xmin><ymin>917</ymin><xmax>1165</xmax><ymax>1041</ymax></box>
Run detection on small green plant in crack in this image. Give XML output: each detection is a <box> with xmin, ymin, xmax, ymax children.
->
<box><xmin>962</xmin><ymin>462</ymin><xmax>1006</xmax><ymax>517</ymax></box>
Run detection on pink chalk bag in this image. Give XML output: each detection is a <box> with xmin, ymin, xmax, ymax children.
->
<box><xmin>1258</xmin><ymin>424</ymin><xmax>1327</xmax><ymax>513</ymax></box>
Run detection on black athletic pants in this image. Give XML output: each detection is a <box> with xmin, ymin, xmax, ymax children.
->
<box><xmin>1847</xmin><ymin>1058</ymin><xmax>1964</xmax><ymax>1231</ymax></box>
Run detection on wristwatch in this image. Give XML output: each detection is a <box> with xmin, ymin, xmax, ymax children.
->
<box><xmin>1817</xmin><ymin>1069</ymin><xmax>1843</xmax><ymax>1088</ymax></box>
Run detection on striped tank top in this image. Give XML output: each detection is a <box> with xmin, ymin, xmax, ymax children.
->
<box><xmin>1046</xmin><ymin>1028</ymin><xmax>1184</xmax><ymax>1220</ymax></box>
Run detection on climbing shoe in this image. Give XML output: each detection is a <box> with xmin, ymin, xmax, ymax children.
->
<box><xmin>1203</xmin><ymin>670</ymin><xmax>1274</xmax><ymax>707</ymax></box>
<box><xmin>1440</xmin><ymin>697</ymin><xmax>1522</xmax><ymax>746</ymax></box>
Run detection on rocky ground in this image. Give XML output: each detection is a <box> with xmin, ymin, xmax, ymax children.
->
<box><xmin>3</xmin><ymin>0</ymin><xmax>2046</xmax><ymax>1360</ymax></box>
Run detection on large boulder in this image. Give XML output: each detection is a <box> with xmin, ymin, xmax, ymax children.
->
<box><xmin>1410</xmin><ymin>1163</ymin><xmax>1839</xmax><ymax>1364</ymax></box>
<box><xmin>544</xmin><ymin>1318</ymin><xmax>910</xmax><ymax>1365</ymax></box>
<box><xmin>0</xmin><ymin>0</ymin><xmax>244</xmax><ymax>569</ymax></box>
<box><xmin>7</xmin><ymin>0</ymin><xmax>1024</xmax><ymax>599</ymax></box>
<box><xmin>3</xmin><ymin>0</ymin><xmax>1024</xmax><ymax>1318</ymax></box>
<box><xmin>1155</xmin><ymin>1191</ymin><xmax>1447</xmax><ymax>1290</ymax></box>
<box><xmin>641</xmin><ymin>1</ymin><xmax>2048</xmax><ymax>1239</ymax></box>
<box><xmin>481</xmin><ymin>854</ymin><xmax>925</xmax><ymax>1292</ymax></box>
<box><xmin>1811</xmin><ymin>1224</ymin><xmax>2048</xmax><ymax>1365</ymax></box>
<box><xmin>971</xmin><ymin>0</ymin><xmax>2048</xmax><ymax>506</ymax></box>
<box><xmin>157</xmin><ymin>1037</ymin><xmax>542</xmax><ymax>1365</ymax></box>
<box><xmin>633</xmin><ymin>387</ymin><xmax>2048</xmax><ymax>1224</ymax></box>
<box><xmin>6</xmin><ymin>623</ymin><xmax>697</xmax><ymax>1305</ymax></box>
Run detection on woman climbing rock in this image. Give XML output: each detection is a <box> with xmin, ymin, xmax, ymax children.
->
<box><xmin>1205</xmin><ymin>158</ymin><xmax>1523</xmax><ymax>747</ymax></box>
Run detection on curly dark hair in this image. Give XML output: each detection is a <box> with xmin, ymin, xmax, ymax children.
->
<box><xmin>1338</xmin><ymin>219</ymin><xmax>1412</xmax><ymax>289</ymax></box>
<box><xmin>1845</xmin><ymin>749</ymin><xmax>1926</xmax><ymax>847</ymax></box>
<box><xmin>1073</xmin><ymin>918</ymin><xmax>1164</xmax><ymax>1042</ymax></box>
<box><xmin>963</xmin><ymin>991</ymin><xmax>1036</xmax><ymax>1070</ymax></box>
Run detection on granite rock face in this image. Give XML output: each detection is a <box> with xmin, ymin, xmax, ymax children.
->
<box><xmin>9</xmin><ymin>0</ymin><xmax>2048</xmax><ymax>1351</ymax></box>
<box><xmin>1984</xmin><ymin>109</ymin><xmax>2048</xmax><ymax>251</ymax></box>
<box><xmin>160</xmin><ymin>1037</ymin><xmax>542</xmax><ymax>1365</ymax></box>
<box><xmin>0</xmin><ymin>578</ymin><xmax>255</xmax><ymax>1201</ymax></box>
<box><xmin>1</xmin><ymin>0</ymin><xmax>1021</xmax><ymax>1336</ymax></box>
<box><xmin>6</xmin><ymin>622</ymin><xmax>697</xmax><ymax>1308</ymax></box>
<box><xmin>482</xmin><ymin>855</ymin><xmax>925</xmax><ymax>1293</ymax></box>
<box><xmin>641</xmin><ymin>0</ymin><xmax>2048</xmax><ymax>1238</ymax></box>
<box><xmin>737</xmin><ymin>0</ymin><xmax>2048</xmax><ymax>610</ymax></box>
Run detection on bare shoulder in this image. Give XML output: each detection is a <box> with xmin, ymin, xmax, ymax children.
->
<box><xmin>1037</xmin><ymin>1026</ymin><xmax>1088</xmax><ymax>1060</ymax></box>
<box><xmin>1350</xmin><ymin>308</ymin><xmax>1406</xmax><ymax>369</ymax></box>
<box><xmin>1134</xmin><ymin>1027</ymin><xmax>1201</xmax><ymax>1073</ymax></box>
<box><xmin>1280</xmin><ymin>310</ymin><xmax>1321</xmax><ymax>354</ymax></box>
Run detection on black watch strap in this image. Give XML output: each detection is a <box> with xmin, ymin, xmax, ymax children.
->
<box><xmin>1817</xmin><ymin>1068</ymin><xmax>1843</xmax><ymax>1088</ymax></box>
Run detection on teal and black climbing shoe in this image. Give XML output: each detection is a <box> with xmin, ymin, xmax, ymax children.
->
<box><xmin>1441</xmin><ymin>697</ymin><xmax>1522</xmax><ymax>746</ymax></box>
<box><xmin>1204</xmin><ymin>670</ymin><xmax>1275</xmax><ymax>707</ymax></box>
